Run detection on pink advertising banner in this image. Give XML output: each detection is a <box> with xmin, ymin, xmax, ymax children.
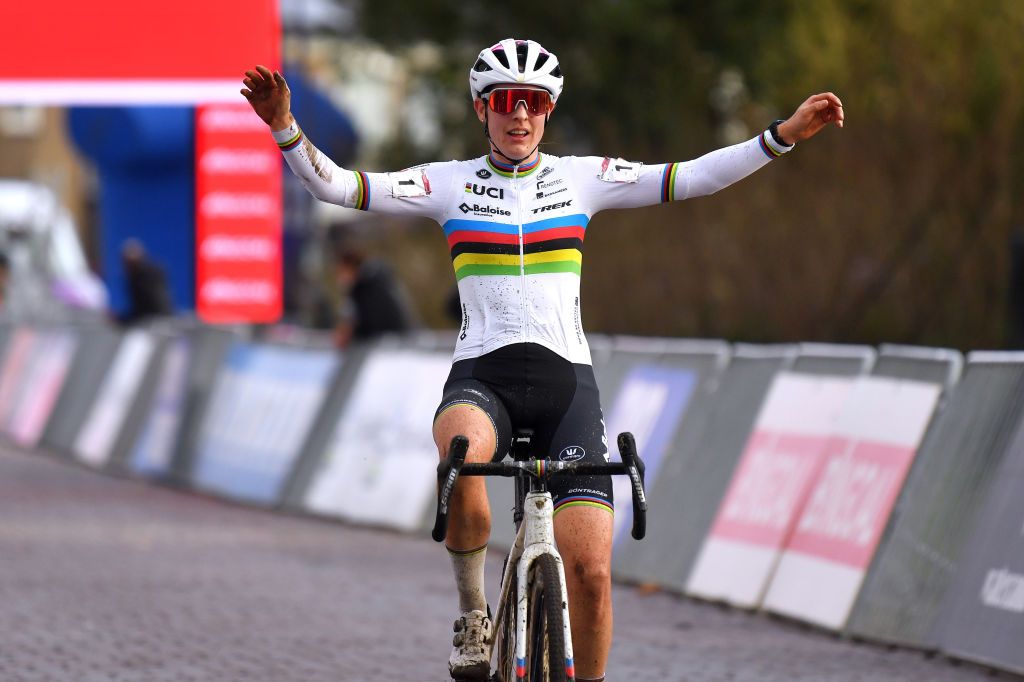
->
<box><xmin>686</xmin><ymin>373</ymin><xmax>855</xmax><ymax>607</ymax></box>
<box><xmin>762</xmin><ymin>377</ymin><xmax>942</xmax><ymax>629</ymax></box>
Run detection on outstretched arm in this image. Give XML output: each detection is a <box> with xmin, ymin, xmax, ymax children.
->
<box><xmin>242</xmin><ymin>64</ymin><xmax>353</xmax><ymax>205</ymax></box>
<box><xmin>240</xmin><ymin>65</ymin><xmax>448</xmax><ymax>217</ymax></box>
<box><xmin>579</xmin><ymin>89</ymin><xmax>847</xmax><ymax>213</ymax></box>
<box><xmin>677</xmin><ymin>91</ymin><xmax>845</xmax><ymax>200</ymax></box>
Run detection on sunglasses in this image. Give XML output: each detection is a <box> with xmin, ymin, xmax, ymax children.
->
<box><xmin>485</xmin><ymin>88</ymin><xmax>553</xmax><ymax>116</ymax></box>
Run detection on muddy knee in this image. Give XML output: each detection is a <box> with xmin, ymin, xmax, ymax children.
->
<box><xmin>572</xmin><ymin>559</ymin><xmax>612</xmax><ymax>602</ymax></box>
<box><xmin>434</xmin><ymin>405</ymin><xmax>497</xmax><ymax>464</ymax></box>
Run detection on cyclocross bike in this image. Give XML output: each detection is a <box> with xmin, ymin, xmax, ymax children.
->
<box><xmin>433</xmin><ymin>429</ymin><xmax>648</xmax><ymax>682</ymax></box>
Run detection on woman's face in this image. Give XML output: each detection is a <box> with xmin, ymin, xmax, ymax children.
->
<box><xmin>474</xmin><ymin>88</ymin><xmax>551</xmax><ymax>164</ymax></box>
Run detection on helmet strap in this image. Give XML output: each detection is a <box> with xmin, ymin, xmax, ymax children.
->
<box><xmin>481</xmin><ymin>106</ymin><xmax>543</xmax><ymax>168</ymax></box>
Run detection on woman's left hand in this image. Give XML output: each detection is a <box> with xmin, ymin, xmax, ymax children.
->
<box><xmin>776</xmin><ymin>93</ymin><xmax>844</xmax><ymax>144</ymax></box>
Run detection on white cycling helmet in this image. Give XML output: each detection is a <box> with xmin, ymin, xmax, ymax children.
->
<box><xmin>469</xmin><ymin>38</ymin><xmax>563</xmax><ymax>102</ymax></box>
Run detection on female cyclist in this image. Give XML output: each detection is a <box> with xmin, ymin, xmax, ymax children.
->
<box><xmin>242</xmin><ymin>37</ymin><xmax>843</xmax><ymax>681</ymax></box>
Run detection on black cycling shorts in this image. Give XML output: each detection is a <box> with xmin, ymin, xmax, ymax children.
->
<box><xmin>433</xmin><ymin>342</ymin><xmax>613</xmax><ymax>515</ymax></box>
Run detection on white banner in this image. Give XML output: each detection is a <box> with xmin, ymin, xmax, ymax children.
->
<box><xmin>687</xmin><ymin>373</ymin><xmax>854</xmax><ymax>607</ymax></box>
<box><xmin>130</xmin><ymin>338</ymin><xmax>191</xmax><ymax>476</ymax></box>
<box><xmin>305</xmin><ymin>349</ymin><xmax>451</xmax><ymax>532</ymax></box>
<box><xmin>0</xmin><ymin>328</ymin><xmax>38</xmax><ymax>425</ymax></box>
<box><xmin>191</xmin><ymin>343</ymin><xmax>338</xmax><ymax>503</ymax></box>
<box><xmin>6</xmin><ymin>331</ymin><xmax>77</xmax><ymax>447</ymax></box>
<box><xmin>74</xmin><ymin>331</ymin><xmax>156</xmax><ymax>467</ymax></box>
<box><xmin>762</xmin><ymin>376</ymin><xmax>941</xmax><ymax>629</ymax></box>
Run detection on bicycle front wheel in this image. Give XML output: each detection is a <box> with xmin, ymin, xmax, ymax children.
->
<box><xmin>493</xmin><ymin>564</ymin><xmax>518</xmax><ymax>682</ymax></box>
<box><xmin>526</xmin><ymin>554</ymin><xmax>568</xmax><ymax>682</ymax></box>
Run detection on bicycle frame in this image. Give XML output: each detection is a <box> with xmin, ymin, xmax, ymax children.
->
<box><xmin>492</xmin><ymin>489</ymin><xmax>574</xmax><ymax>679</ymax></box>
<box><xmin>432</xmin><ymin>432</ymin><xmax>647</xmax><ymax>681</ymax></box>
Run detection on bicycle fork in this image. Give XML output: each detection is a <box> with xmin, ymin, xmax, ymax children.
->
<box><xmin>513</xmin><ymin>491</ymin><xmax>574</xmax><ymax>680</ymax></box>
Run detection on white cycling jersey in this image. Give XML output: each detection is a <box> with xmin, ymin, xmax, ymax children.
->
<box><xmin>273</xmin><ymin>121</ymin><xmax>792</xmax><ymax>365</ymax></box>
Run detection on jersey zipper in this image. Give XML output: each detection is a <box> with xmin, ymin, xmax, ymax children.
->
<box><xmin>513</xmin><ymin>164</ymin><xmax>528</xmax><ymax>344</ymax></box>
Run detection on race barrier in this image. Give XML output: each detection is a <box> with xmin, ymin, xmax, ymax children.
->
<box><xmin>302</xmin><ymin>343</ymin><xmax>451</xmax><ymax>532</ymax></box>
<box><xmin>607</xmin><ymin>340</ymin><xmax>728</xmax><ymax>573</ymax></box>
<box><xmin>686</xmin><ymin>344</ymin><xmax>874</xmax><ymax>607</ymax></box>
<box><xmin>73</xmin><ymin>329</ymin><xmax>159</xmax><ymax>469</ymax></box>
<box><xmin>846</xmin><ymin>352</ymin><xmax>1024</xmax><ymax>651</ymax></box>
<box><xmin>40</xmin><ymin>325</ymin><xmax>122</xmax><ymax>455</ymax></box>
<box><xmin>757</xmin><ymin>345</ymin><xmax>960</xmax><ymax>629</ymax></box>
<box><xmin>934</xmin><ymin>404</ymin><xmax>1024</xmax><ymax>675</ymax></box>
<box><xmin>129</xmin><ymin>335</ymin><xmax>193</xmax><ymax>478</ymax></box>
<box><xmin>625</xmin><ymin>344</ymin><xmax>797</xmax><ymax>592</ymax></box>
<box><xmin>1</xmin><ymin>327</ymin><xmax>77</xmax><ymax>448</ymax></box>
<box><xmin>761</xmin><ymin>374</ymin><xmax>942</xmax><ymax>628</ymax></box>
<box><xmin>4</xmin><ymin>320</ymin><xmax>1024</xmax><ymax>676</ymax></box>
<box><xmin>686</xmin><ymin>369</ymin><xmax>858</xmax><ymax>606</ymax></box>
<box><xmin>0</xmin><ymin>327</ymin><xmax>45</xmax><ymax>436</ymax></box>
<box><xmin>189</xmin><ymin>340</ymin><xmax>339</xmax><ymax>504</ymax></box>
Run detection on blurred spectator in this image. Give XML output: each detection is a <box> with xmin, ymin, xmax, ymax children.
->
<box><xmin>334</xmin><ymin>244</ymin><xmax>417</xmax><ymax>348</ymax></box>
<box><xmin>119</xmin><ymin>239</ymin><xmax>173</xmax><ymax>325</ymax></box>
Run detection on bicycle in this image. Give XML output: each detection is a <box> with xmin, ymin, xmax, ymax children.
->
<box><xmin>432</xmin><ymin>429</ymin><xmax>648</xmax><ymax>682</ymax></box>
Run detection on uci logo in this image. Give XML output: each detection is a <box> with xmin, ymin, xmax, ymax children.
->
<box><xmin>465</xmin><ymin>182</ymin><xmax>504</xmax><ymax>199</ymax></box>
<box><xmin>558</xmin><ymin>445</ymin><xmax>586</xmax><ymax>462</ymax></box>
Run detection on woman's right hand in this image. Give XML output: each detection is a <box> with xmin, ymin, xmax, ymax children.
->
<box><xmin>241</xmin><ymin>65</ymin><xmax>294</xmax><ymax>131</ymax></box>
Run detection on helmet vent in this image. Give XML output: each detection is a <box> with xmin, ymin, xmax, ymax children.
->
<box><xmin>515</xmin><ymin>43</ymin><xmax>529</xmax><ymax>71</ymax></box>
<box><xmin>473</xmin><ymin>58</ymin><xmax>491</xmax><ymax>73</ymax></box>
<box><xmin>492</xmin><ymin>47</ymin><xmax>511</xmax><ymax>71</ymax></box>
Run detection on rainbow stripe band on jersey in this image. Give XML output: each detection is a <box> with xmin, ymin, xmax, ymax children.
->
<box><xmin>353</xmin><ymin>171</ymin><xmax>370</xmax><ymax>210</ymax></box>
<box><xmin>486</xmin><ymin>152</ymin><xmax>542</xmax><ymax>178</ymax></box>
<box><xmin>444</xmin><ymin>213</ymin><xmax>588</xmax><ymax>281</ymax></box>
<box><xmin>661</xmin><ymin>162</ymin><xmax>680</xmax><ymax>202</ymax></box>
<box><xmin>277</xmin><ymin>128</ymin><xmax>303</xmax><ymax>152</ymax></box>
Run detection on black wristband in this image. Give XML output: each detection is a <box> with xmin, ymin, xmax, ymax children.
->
<box><xmin>768</xmin><ymin>119</ymin><xmax>793</xmax><ymax>148</ymax></box>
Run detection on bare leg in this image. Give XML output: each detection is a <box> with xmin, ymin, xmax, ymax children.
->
<box><xmin>433</xmin><ymin>404</ymin><xmax>497</xmax><ymax>551</ymax></box>
<box><xmin>554</xmin><ymin>505</ymin><xmax>614</xmax><ymax>680</ymax></box>
<box><xmin>435</xmin><ymin>405</ymin><xmax>501</xmax><ymax>679</ymax></box>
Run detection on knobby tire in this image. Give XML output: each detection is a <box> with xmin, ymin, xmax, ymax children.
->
<box><xmin>494</xmin><ymin>564</ymin><xmax>518</xmax><ymax>682</ymax></box>
<box><xmin>527</xmin><ymin>554</ymin><xmax>567</xmax><ymax>682</ymax></box>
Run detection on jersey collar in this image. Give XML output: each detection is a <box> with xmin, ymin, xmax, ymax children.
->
<box><xmin>486</xmin><ymin>152</ymin><xmax>542</xmax><ymax>178</ymax></box>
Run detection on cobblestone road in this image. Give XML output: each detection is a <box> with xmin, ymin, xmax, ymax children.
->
<box><xmin>0</xmin><ymin>447</ymin><xmax>1017</xmax><ymax>682</ymax></box>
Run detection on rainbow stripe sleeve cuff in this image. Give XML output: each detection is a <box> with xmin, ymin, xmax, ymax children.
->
<box><xmin>272</xmin><ymin>122</ymin><xmax>303</xmax><ymax>152</ymax></box>
<box><xmin>661</xmin><ymin>162</ymin><xmax>680</xmax><ymax>202</ymax></box>
<box><xmin>758</xmin><ymin>129</ymin><xmax>794</xmax><ymax>159</ymax></box>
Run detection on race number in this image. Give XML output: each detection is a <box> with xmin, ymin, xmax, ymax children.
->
<box><xmin>598</xmin><ymin>157</ymin><xmax>641</xmax><ymax>183</ymax></box>
<box><xmin>390</xmin><ymin>169</ymin><xmax>432</xmax><ymax>197</ymax></box>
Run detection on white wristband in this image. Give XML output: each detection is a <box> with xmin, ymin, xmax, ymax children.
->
<box><xmin>759</xmin><ymin>128</ymin><xmax>794</xmax><ymax>158</ymax></box>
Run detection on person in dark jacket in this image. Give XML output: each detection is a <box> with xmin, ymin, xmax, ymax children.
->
<box><xmin>119</xmin><ymin>239</ymin><xmax>173</xmax><ymax>324</ymax></box>
<box><xmin>334</xmin><ymin>244</ymin><xmax>417</xmax><ymax>347</ymax></box>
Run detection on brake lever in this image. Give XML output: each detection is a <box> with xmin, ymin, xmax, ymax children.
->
<box><xmin>617</xmin><ymin>432</ymin><xmax>647</xmax><ymax>540</ymax></box>
<box><xmin>431</xmin><ymin>435</ymin><xmax>469</xmax><ymax>542</ymax></box>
